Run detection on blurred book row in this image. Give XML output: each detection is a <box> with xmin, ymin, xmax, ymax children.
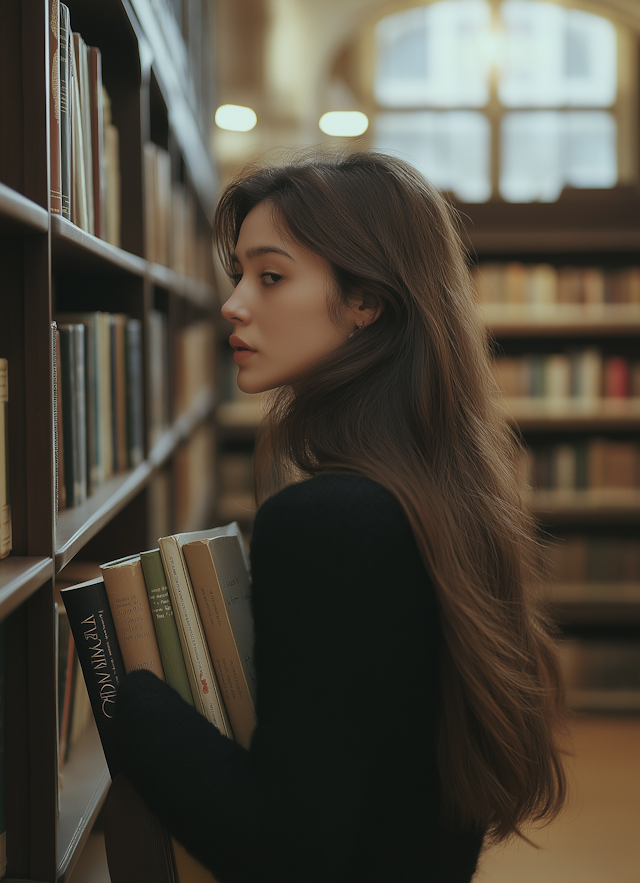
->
<box><xmin>494</xmin><ymin>350</ymin><xmax>640</xmax><ymax>400</ymax></box>
<box><xmin>559</xmin><ymin>639</ymin><xmax>640</xmax><ymax>706</ymax></box>
<box><xmin>522</xmin><ymin>438</ymin><xmax>640</xmax><ymax>493</ymax></box>
<box><xmin>49</xmin><ymin>1</ymin><xmax>120</xmax><ymax>244</ymax></box>
<box><xmin>473</xmin><ymin>263</ymin><xmax>640</xmax><ymax>306</ymax></box>
<box><xmin>144</xmin><ymin>142</ymin><xmax>214</xmax><ymax>281</ymax></box>
<box><xmin>546</xmin><ymin>535</ymin><xmax>640</xmax><ymax>586</ymax></box>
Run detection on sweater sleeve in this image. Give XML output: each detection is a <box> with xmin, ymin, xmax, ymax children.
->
<box><xmin>112</xmin><ymin>474</ymin><xmax>443</xmax><ymax>883</ymax></box>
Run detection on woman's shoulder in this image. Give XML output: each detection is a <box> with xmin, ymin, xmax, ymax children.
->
<box><xmin>253</xmin><ymin>472</ymin><xmax>410</xmax><ymax>546</ymax></box>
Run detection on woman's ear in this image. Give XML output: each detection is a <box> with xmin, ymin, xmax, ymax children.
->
<box><xmin>348</xmin><ymin>293</ymin><xmax>380</xmax><ymax>329</ymax></box>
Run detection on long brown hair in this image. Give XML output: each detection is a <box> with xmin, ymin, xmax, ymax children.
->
<box><xmin>214</xmin><ymin>150</ymin><xmax>567</xmax><ymax>843</ymax></box>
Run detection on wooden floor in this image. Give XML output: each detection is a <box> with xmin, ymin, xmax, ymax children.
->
<box><xmin>477</xmin><ymin>715</ymin><xmax>640</xmax><ymax>883</ymax></box>
<box><xmin>70</xmin><ymin>715</ymin><xmax>640</xmax><ymax>883</ymax></box>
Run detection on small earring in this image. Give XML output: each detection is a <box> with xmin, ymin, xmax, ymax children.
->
<box><xmin>348</xmin><ymin>324</ymin><xmax>364</xmax><ymax>340</ymax></box>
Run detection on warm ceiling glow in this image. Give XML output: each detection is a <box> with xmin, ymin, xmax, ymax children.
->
<box><xmin>319</xmin><ymin>111</ymin><xmax>369</xmax><ymax>137</ymax></box>
<box><xmin>215</xmin><ymin>105</ymin><xmax>257</xmax><ymax>132</ymax></box>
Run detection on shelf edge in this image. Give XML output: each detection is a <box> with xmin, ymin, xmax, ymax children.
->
<box><xmin>0</xmin><ymin>182</ymin><xmax>49</xmax><ymax>233</ymax></box>
<box><xmin>0</xmin><ymin>557</ymin><xmax>53</xmax><ymax>619</ymax></box>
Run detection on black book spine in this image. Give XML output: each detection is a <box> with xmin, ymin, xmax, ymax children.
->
<box><xmin>61</xmin><ymin>578</ymin><xmax>126</xmax><ymax>775</ymax></box>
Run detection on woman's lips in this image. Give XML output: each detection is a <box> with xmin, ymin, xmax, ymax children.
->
<box><xmin>229</xmin><ymin>335</ymin><xmax>256</xmax><ymax>364</ymax></box>
<box><xmin>233</xmin><ymin>348</ymin><xmax>255</xmax><ymax>364</ymax></box>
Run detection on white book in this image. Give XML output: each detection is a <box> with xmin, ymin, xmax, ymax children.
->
<box><xmin>158</xmin><ymin>522</ymin><xmax>247</xmax><ymax>737</ymax></box>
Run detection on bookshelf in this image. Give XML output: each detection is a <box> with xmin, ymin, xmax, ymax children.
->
<box><xmin>0</xmin><ymin>0</ymin><xmax>218</xmax><ymax>879</ymax></box>
<box><xmin>462</xmin><ymin>189</ymin><xmax>640</xmax><ymax>713</ymax></box>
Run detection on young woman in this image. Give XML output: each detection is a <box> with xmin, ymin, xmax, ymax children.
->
<box><xmin>113</xmin><ymin>151</ymin><xmax>567</xmax><ymax>883</ymax></box>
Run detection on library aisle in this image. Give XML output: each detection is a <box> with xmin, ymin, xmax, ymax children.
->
<box><xmin>477</xmin><ymin>714</ymin><xmax>640</xmax><ymax>883</ymax></box>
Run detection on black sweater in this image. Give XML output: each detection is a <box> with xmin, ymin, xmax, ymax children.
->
<box><xmin>113</xmin><ymin>473</ymin><xmax>484</xmax><ymax>882</ymax></box>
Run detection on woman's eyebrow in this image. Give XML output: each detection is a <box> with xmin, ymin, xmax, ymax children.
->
<box><xmin>232</xmin><ymin>245</ymin><xmax>295</xmax><ymax>263</ymax></box>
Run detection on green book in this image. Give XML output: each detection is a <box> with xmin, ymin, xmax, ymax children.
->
<box><xmin>140</xmin><ymin>549</ymin><xmax>194</xmax><ymax>706</ymax></box>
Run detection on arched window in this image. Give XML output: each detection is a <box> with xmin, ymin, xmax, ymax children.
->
<box><xmin>371</xmin><ymin>0</ymin><xmax>634</xmax><ymax>203</ymax></box>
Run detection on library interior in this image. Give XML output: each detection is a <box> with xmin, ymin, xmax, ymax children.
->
<box><xmin>0</xmin><ymin>0</ymin><xmax>639</xmax><ymax>880</ymax></box>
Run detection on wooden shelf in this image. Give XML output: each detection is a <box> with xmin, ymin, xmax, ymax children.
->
<box><xmin>0</xmin><ymin>182</ymin><xmax>49</xmax><ymax>234</ymax></box>
<box><xmin>217</xmin><ymin>493</ymin><xmax>256</xmax><ymax>523</ymax></box>
<box><xmin>469</xmin><ymin>228</ymin><xmax>640</xmax><ymax>255</ymax></box>
<box><xmin>483</xmin><ymin>304</ymin><xmax>640</xmax><ymax>336</ymax></box>
<box><xmin>147</xmin><ymin>261</ymin><xmax>215</xmax><ymax>308</ymax></box>
<box><xmin>55</xmin><ymin>389</ymin><xmax>216</xmax><ymax>570</ymax></box>
<box><xmin>567</xmin><ymin>689</ymin><xmax>640</xmax><ymax>713</ymax></box>
<box><xmin>529</xmin><ymin>488</ymin><xmax>640</xmax><ymax>521</ymax></box>
<box><xmin>217</xmin><ymin>399</ymin><xmax>265</xmax><ymax>430</ymax></box>
<box><xmin>503</xmin><ymin>397</ymin><xmax>640</xmax><ymax>431</ymax></box>
<box><xmin>57</xmin><ymin>721</ymin><xmax>110</xmax><ymax>882</ymax></box>
<box><xmin>55</xmin><ymin>463</ymin><xmax>153</xmax><ymax>572</ymax></box>
<box><xmin>51</xmin><ymin>215</ymin><xmax>146</xmax><ymax>277</ymax></box>
<box><xmin>551</xmin><ymin>583</ymin><xmax>640</xmax><ymax>605</ymax></box>
<box><xmin>0</xmin><ymin>557</ymin><xmax>53</xmax><ymax>620</ymax></box>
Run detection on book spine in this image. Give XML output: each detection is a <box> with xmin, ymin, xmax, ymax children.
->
<box><xmin>101</xmin><ymin>559</ymin><xmax>165</xmax><ymax>679</ymax></box>
<box><xmin>88</xmin><ymin>47</ymin><xmax>104</xmax><ymax>240</ymax></box>
<box><xmin>61</xmin><ymin>579</ymin><xmax>127</xmax><ymax>775</ymax></box>
<box><xmin>73</xmin><ymin>324</ymin><xmax>87</xmax><ymax>504</ymax></box>
<box><xmin>158</xmin><ymin>536</ymin><xmax>232</xmax><ymax>735</ymax></box>
<box><xmin>70</xmin><ymin>32</ymin><xmax>88</xmax><ymax>230</ymax></box>
<box><xmin>97</xmin><ymin>313</ymin><xmax>112</xmax><ymax>481</ymax></box>
<box><xmin>51</xmin><ymin>323</ymin><xmax>60</xmax><ymax>527</ymax></box>
<box><xmin>83</xmin><ymin>317</ymin><xmax>98</xmax><ymax>492</ymax></box>
<box><xmin>139</xmin><ymin>550</ymin><xmax>194</xmax><ymax>706</ymax></box>
<box><xmin>183</xmin><ymin>538</ymin><xmax>257</xmax><ymax>748</ymax></box>
<box><xmin>58</xmin><ymin>326</ymin><xmax>78</xmax><ymax>506</ymax></box>
<box><xmin>59</xmin><ymin>4</ymin><xmax>71</xmax><ymax>219</ymax></box>
<box><xmin>0</xmin><ymin>359</ymin><xmax>10</xmax><ymax>559</ymax></box>
<box><xmin>125</xmin><ymin>319</ymin><xmax>144</xmax><ymax>468</ymax></box>
<box><xmin>114</xmin><ymin>316</ymin><xmax>128</xmax><ymax>472</ymax></box>
<box><xmin>49</xmin><ymin>0</ymin><xmax>62</xmax><ymax>215</ymax></box>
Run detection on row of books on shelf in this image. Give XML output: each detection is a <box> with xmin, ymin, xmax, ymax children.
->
<box><xmin>144</xmin><ymin>142</ymin><xmax>213</xmax><ymax>281</ymax></box>
<box><xmin>546</xmin><ymin>535</ymin><xmax>640</xmax><ymax>585</ymax></box>
<box><xmin>0</xmin><ymin>361</ymin><xmax>10</xmax><ymax>560</ymax></box>
<box><xmin>49</xmin><ymin>0</ymin><xmax>121</xmax><ymax>245</ymax></box>
<box><xmin>522</xmin><ymin>439</ymin><xmax>640</xmax><ymax>493</ymax></box>
<box><xmin>53</xmin><ymin>311</ymin><xmax>216</xmax><ymax>512</ymax></box>
<box><xmin>494</xmin><ymin>350</ymin><xmax>640</xmax><ymax>401</ymax></box>
<box><xmin>473</xmin><ymin>263</ymin><xmax>640</xmax><ymax>306</ymax></box>
<box><xmin>53</xmin><ymin>316</ymin><xmax>144</xmax><ymax>510</ymax></box>
<box><xmin>559</xmin><ymin>639</ymin><xmax>640</xmax><ymax>696</ymax></box>
<box><xmin>60</xmin><ymin>521</ymin><xmax>255</xmax><ymax>777</ymax></box>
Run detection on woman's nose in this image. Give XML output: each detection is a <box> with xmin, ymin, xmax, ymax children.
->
<box><xmin>221</xmin><ymin>289</ymin><xmax>250</xmax><ymax>324</ymax></box>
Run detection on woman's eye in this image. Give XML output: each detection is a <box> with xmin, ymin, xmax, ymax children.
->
<box><xmin>260</xmin><ymin>272</ymin><xmax>282</xmax><ymax>286</ymax></box>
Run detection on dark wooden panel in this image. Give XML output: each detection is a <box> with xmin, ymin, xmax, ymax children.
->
<box><xmin>0</xmin><ymin>237</ymin><xmax>28</xmax><ymax>554</ymax></box>
<box><xmin>5</xmin><ymin>604</ymin><xmax>31</xmax><ymax>878</ymax></box>
<box><xmin>0</xmin><ymin>1</ymin><xmax>24</xmax><ymax>193</ymax></box>
<box><xmin>27</xmin><ymin>582</ymin><xmax>58</xmax><ymax>882</ymax></box>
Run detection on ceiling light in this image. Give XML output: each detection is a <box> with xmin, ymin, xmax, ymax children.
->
<box><xmin>215</xmin><ymin>105</ymin><xmax>257</xmax><ymax>132</ymax></box>
<box><xmin>319</xmin><ymin>111</ymin><xmax>369</xmax><ymax>137</ymax></box>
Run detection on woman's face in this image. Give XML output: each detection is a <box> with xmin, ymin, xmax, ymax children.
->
<box><xmin>221</xmin><ymin>201</ymin><xmax>360</xmax><ymax>394</ymax></box>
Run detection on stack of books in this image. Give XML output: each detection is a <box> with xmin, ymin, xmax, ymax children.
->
<box><xmin>49</xmin><ymin>0</ymin><xmax>121</xmax><ymax>245</ymax></box>
<box><xmin>61</xmin><ymin>522</ymin><xmax>256</xmax><ymax>763</ymax></box>
<box><xmin>546</xmin><ymin>535</ymin><xmax>640</xmax><ymax>586</ymax></box>
<box><xmin>53</xmin><ymin>313</ymin><xmax>144</xmax><ymax>511</ymax></box>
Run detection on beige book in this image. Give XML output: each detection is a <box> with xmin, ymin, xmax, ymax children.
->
<box><xmin>155</xmin><ymin>146</ymin><xmax>172</xmax><ymax>267</ymax></box>
<box><xmin>504</xmin><ymin>262</ymin><xmax>527</xmax><ymax>304</ymax></box>
<box><xmin>143</xmin><ymin>142</ymin><xmax>157</xmax><ymax>262</ymax></box>
<box><xmin>101</xmin><ymin>555</ymin><xmax>165</xmax><ymax>678</ymax></box>
<box><xmin>74</xmin><ymin>33</ymin><xmax>94</xmax><ymax>234</ymax></box>
<box><xmin>69</xmin><ymin>31</ymin><xmax>88</xmax><ymax>230</ymax></box>
<box><xmin>587</xmin><ymin>438</ymin><xmax>607</xmax><ymax>490</ymax></box>
<box><xmin>183</xmin><ymin>535</ymin><xmax>257</xmax><ymax>749</ymax></box>
<box><xmin>545</xmin><ymin>355</ymin><xmax>572</xmax><ymax>400</ymax></box>
<box><xmin>102</xmin><ymin>87</ymin><xmax>121</xmax><ymax>248</ymax></box>
<box><xmin>158</xmin><ymin>524</ymin><xmax>246</xmax><ymax>737</ymax></box>
<box><xmin>554</xmin><ymin>445</ymin><xmax>577</xmax><ymax>491</ymax></box>
<box><xmin>475</xmin><ymin>263</ymin><xmax>504</xmax><ymax>304</ymax></box>
<box><xmin>527</xmin><ymin>264</ymin><xmax>557</xmax><ymax>306</ymax></box>
<box><xmin>626</xmin><ymin>268</ymin><xmax>640</xmax><ymax>305</ymax></box>
<box><xmin>577</xmin><ymin>349</ymin><xmax>603</xmax><ymax>401</ymax></box>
